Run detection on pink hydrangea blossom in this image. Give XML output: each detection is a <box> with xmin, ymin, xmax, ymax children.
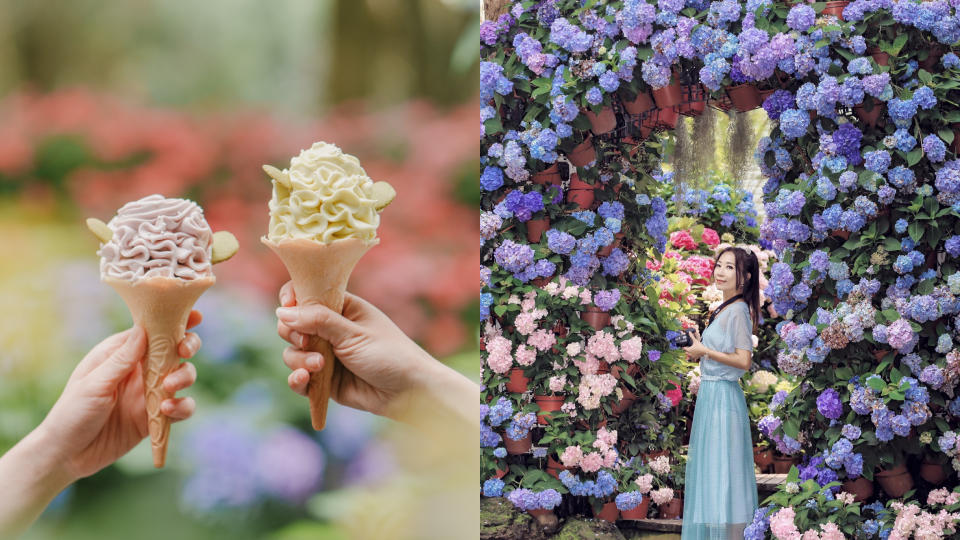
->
<box><xmin>573</xmin><ymin>354</ymin><xmax>600</xmax><ymax>375</ymax></box>
<box><xmin>701</xmin><ymin>227</ymin><xmax>720</xmax><ymax>247</ymax></box>
<box><xmin>560</xmin><ymin>445</ymin><xmax>583</xmax><ymax>468</ymax></box>
<box><xmin>596</xmin><ymin>427</ymin><xmax>617</xmax><ymax>449</ymax></box>
<box><xmin>515</xmin><ymin>346</ymin><xmax>536</xmax><ymax>366</ymax></box>
<box><xmin>549</xmin><ymin>375</ymin><xmax>567</xmax><ymax>393</ymax></box>
<box><xmin>601</xmin><ymin>449</ymin><xmax>617</xmax><ymax>468</ymax></box>
<box><xmin>576</xmin><ymin>373</ymin><xmax>617</xmax><ymax>410</ymax></box>
<box><xmin>486</xmin><ymin>336</ymin><xmax>513</xmax><ymax>374</ymax></box>
<box><xmin>670</xmin><ymin>230</ymin><xmax>698</xmax><ymax>251</ymax></box>
<box><xmin>580</xmin><ymin>451</ymin><xmax>604</xmax><ymax>473</ymax></box>
<box><xmin>619</xmin><ymin>336</ymin><xmax>644</xmax><ymax>362</ymax></box>
<box><xmin>835</xmin><ymin>492</ymin><xmax>855</xmax><ymax>505</ymax></box>
<box><xmin>665</xmin><ymin>381</ymin><xmax>682</xmax><ymax>406</ymax></box>
<box><xmin>800</xmin><ymin>531</ymin><xmax>820</xmax><ymax>540</ymax></box>
<box><xmin>544</xmin><ymin>282</ymin><xmax>560</xmax><ymax>295</ymax></box>
<box><xmin>560</xmin><ymin>401</ymin><xmax>577</xmax><ymax>417</ymax></box>
<box><xmin>527</xmin><ymin>329</ymin><xmax>556</xmax><ymax>352</ymax></box>
<box><xmin>634</xmin><ymin>473</ymin><xmax>653</xmax><ymax>493</ymax></box>
<box><xmin>646</xmin><ymin>258</ymin><xmax>663</xmax><ymax>271</ymax></box>
<box><xmin>566</xmin><ymin>342</ymin><xmax>583</xmax><ymax>356</ymax></box>
<box><xmin>579</xmin><ymin>290</ymin><xmax>592</xmax><ymax>305</ymax></box>
<box><xmin>586</xmin><ymin>331</ymin><xmax>621</xmax><ymax>362</ymax></box>
<box><xmin>650</xmin><ymin>487</ymin><xmax>674</xmax><ymax>505</ymax></box>
<box><xmin>649</xmin><ymin>455</ymin><xmax>670</xmax><ymax>475</ymax></box>
<box><xmin>819</xmin><ymin>523</ymin><xmax>843</xmax><ymax>540</ymax></box>
<box><xmin>515</xmin><ymin>312</ymin><xmax>537</xmax><ymax>335</ymax></box>
<box><xmin>769</xmin><ymin>507</ymin><xmax>801</xmax><ymax>540</ymax></box>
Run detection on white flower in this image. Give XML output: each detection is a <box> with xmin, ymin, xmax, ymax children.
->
<box><xmin>784</xmin><ymin>482</ymin><xmax>799</xmax><ymax>494</ymax></box>
<box><xmin>649</xmin><ymin>456</ymin><xmax>670</xmax><ymax>475</ymax></box>
<box><xmin>750</xmin><ymin>370</ymin><xmax>778</xmax><ymax>393</ymax></box>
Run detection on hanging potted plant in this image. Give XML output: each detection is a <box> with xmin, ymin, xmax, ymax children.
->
<box><xmin>505</xmin><ymin>472</ymin><xmax>565</xmax><ymax>525</ymax></box>
<box><xmin>875</xmin><ymin>453</ymin><xmax>913</xmax><ymax>498</ymax></box>
<box><xmin>616</xmin><ymin>459</ymin><xmax>653</xmax><ymax>520</ymax></box>
<box><xmin>531</xmin><ymin>161</ymin><xmax>564</xmax><ymax>186</ymax></box>
<box><xmin>619</xmin><ymin>84</ymin><xmax>655</xmax><ymax>116</ymax></box>
<box><xmin>505</xmin><ymin>366</ymin><xmax>530</xmax><ymax>393</ymax></box>
<box><xmin>564</xmin><ymin>130</ymin><xmax>597</xmax><ymax>168</ymax></box>
<box><xmin>502</xmin><ymin>410</ymin><xmax>538</xmax><ymax>455</ymax></box>
<box><xmin>567</xmin><ymin>169</ymin><xmax>597</xmax><ymax>209</ymax></box>
<box><xmin>919</xmin><ymin>450</ymin><xmax>950</xmax><ymax>485</ymax></box>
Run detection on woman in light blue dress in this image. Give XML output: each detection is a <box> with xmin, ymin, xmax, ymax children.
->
<box><xmin>680</xmin><ymin>246</ymin><xmax>761</xmax><ymax>539</ymax></box>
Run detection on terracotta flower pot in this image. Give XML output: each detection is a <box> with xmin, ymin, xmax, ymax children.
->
<box><xmin>920</xmin><ymin>461</ymin><xmax>949</xmax><ymax>485</ymax></box>
<box><xmin>753</xmin><ymin>447</ymin><xmax>774</xmax><ymax>472</ymax></box>
<box><xmin>493</xmin><ymin>465</ymin><xmax>509</xmax><ymax>479</ymax></box>
<box><xmin>920</xmin><ymin>45</ymin><xmax>945</xmax><ymax>71</ymax></box>
<box><xmin>872</xmin><ymin>349</ymin><xmax>889</xmax><ymax>361</ymax></box>
<box><xmin>582</xmin><ymin>307</ymin><xmax>611</xmax><ymax>330</ymax></box>
<box><xmin>840</xmin><ymin>477</ymin><xmax>874</xmax><ymax>502</ymax></box>
<box><xmin>642</xmin><ymin>450</ymin><xmax>669</xmax><ymax>463</ymax></box>
<box><xmin>867</xmin><ymin>47</ymin><xmax>889</xmax><ymax>67</ymax></box>
<box><xmin>772</xmin><ymin>455</ymin><xmax>798</xmax><ymax>474</ymax></box>
<box><xmin>953</xmin><ymin>129</ymin><xmax>960</xmax><ymax>155</ymax></box>
<box><xmin>821</xmin><ymin>1</ymin><xmax>849</xmax><ymax>19</ymax></box>
<box><xmin>610</xmin><ymin>391</ymin><xmax>637</xmax><ymax>416</ymax></box>
<box><xmin>532</xmin><ymin>276</ymin><xmax>552</xmax><ymax>288</ymax></box>
<box><xmin>726</xmin><ymin>83</ymin><xmax>762</xmax><ymax>112</ymax></box>
<box><xmin>505</xmin><ymin>367</ymin><xmax>530</xmax><ymax>393</ymax></box>
<box><xmin>528</xmin><ymin>508</ymin><xmax>554</xmax><ymax>519</ymax></box>
<box><xmin>526</xmin><ymin>217</ymin><xmax>550</xmax><ymax>243</ymax></box>
<box><xmin>876</xmin><ymin>463</ymin><xmax>913</xmax><ymax>497</ymax></box>
<box><xmin>534</xmin><ymin>394</ymin><xmax>566</xmax><ymax>425</ymax></box>
<box><xmin>584</xmin><ymin>106</ymin><xmax>617</xmax><ymax>135</ymax></box>
<box><xmin>503</xmin><ymin>431</ymin><xmax>532</xmax><ymax>455</ymax></box>
<box><xmin>531</xmin><ymin>163</ymin><xmax>563</xmax><ymax>185</ymax></box>
<box><xmin>623</xmin><ymin>91</ymin><xmax>655</xmax><ymax>115</ymax></box>
<box><xmin>758</xmin><ymin>88</ymin><xmax>776</xmax><ymax>104</ymax></box>
<box><xmin>619</xmin><ymin>497</ymin><xmax>650</xmax><ymax>520</ymax></box>
<box><xmin>593</xmin><ymin>501</ymin><xmax>620</xmax><ymax>522</ymax></box>
<box><xmin>831</xmin><ymin>229</ymin><xmax>850</xmax><ymax>240</ymax></box>
<box><xmin>566</xmin><ymin>172</ymin><xmax>595</xmax><ymax>209</ymax></box>
<box><xmin>652</xmin><ymin>78</ymin><xmax>683</xmax><ymax>109</ymax></box>
<box><xmin>547</xmin><ymin>456</ymin><xmax>572</xmax><ymax>479</ymax></box>
<box><xmin>656</xmin><ymin>106</ymin><xmax>680</xmax><ymax>130</ymax></box>
<box><xmin>596</xmin><ymin>360</ymin><xmax>611</xmax><ymax>374</ymax></box>
<box><xmin>660</xmin><ymin>497</ymin><xmax>683</xmax><ymax>519</ymax></box>
<box><xmin>567</xmin><ymin>135</ymin><xmax>597</xmax><ymax>167</ymax></box>
<box><xmin>854</xmin><ymin>97</ymin><xmax>884</xmax><ymax>128</ymax></box>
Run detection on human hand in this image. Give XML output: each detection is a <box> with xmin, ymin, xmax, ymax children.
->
<box><xmin>37</xmin><ymin>311</ymin><xmax>202</xmax><ymax>481</ymax></box>
<box><xmin>683</xmin><ymin>330</ymin><xmax>707</xmax><ymax>360</ymax></box>
<box><xmin>275</xmin><ymin>282</ymin><xmax>444</xmax><ymax>421</ymax></box>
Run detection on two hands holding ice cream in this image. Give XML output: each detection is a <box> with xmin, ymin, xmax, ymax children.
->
<box><xmin>0</xmin><ymin>143</ymin><xmax>479</xmax><ymax>537</ymax></box>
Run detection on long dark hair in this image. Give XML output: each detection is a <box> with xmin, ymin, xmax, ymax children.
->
<box><xmin>715</xmin><ymin>246</ymin><xmax>761</xmax><ymax>332</ymax></box>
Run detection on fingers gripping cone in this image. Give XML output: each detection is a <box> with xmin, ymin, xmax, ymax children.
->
<box><xmin>105</xmin><ymin>276</ymin><xmax>214</xmax><ymax>467</ymax></box>
<box><xmin>262</xmin><ymin>237</ymin><xmax>376</xmax><ymax>430</ymax></box>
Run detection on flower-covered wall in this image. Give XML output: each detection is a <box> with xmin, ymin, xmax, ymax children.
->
<box><xmin>481</xmin><ymin>0</ymin><xmax>960</xmax><ymax>536</ymax></box>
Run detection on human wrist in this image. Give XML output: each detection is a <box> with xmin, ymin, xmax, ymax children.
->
<box><xmin>22</xmin><ymin>423</ymin><xmax>77</xmax><ymax>490</ymax></box>
<box><xmin>395</xmin><ymin>348</ymin><xmax>478</xmax><ymax>430</ymax></box>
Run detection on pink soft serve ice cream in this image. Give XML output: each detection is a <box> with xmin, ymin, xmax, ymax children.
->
<box><xmin>98</xmin><ymin>194</ymin><xmax>213</xmax><ymax>281</ymax></box>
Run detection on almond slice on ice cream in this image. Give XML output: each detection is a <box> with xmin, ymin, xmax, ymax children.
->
<box><xmin>370</xmin><ymin>181</ymin><xmax>396</xmax><ymax>211</ymax></box>
<box><xmin>86</xmin><ymin>217</ymin><xmax>113</xmax><ymax>243</ymax></box>
<box><xmin>211</xmin><ymin>231</ymin><xmax>239</xmax><ymax>264</ymax></box>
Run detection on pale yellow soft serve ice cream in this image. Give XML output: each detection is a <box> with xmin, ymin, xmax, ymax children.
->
<box><xmin>266</xmin><ymin>142</ymin><xmax>394</xmax><ymax>244</ymax></box>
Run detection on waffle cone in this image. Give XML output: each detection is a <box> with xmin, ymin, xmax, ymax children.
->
<box><xmin>104</xmin><ymin>276</ymin><xmax>215</xmax><ymax>467</ymax></box>
<box><xmin>262</xmin><ymin>236</ymin><xmax>376</xmax><ymax>430</ymax></box>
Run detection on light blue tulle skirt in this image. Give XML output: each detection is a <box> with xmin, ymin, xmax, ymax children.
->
<box><xmin>681</xmin><ymin>379</ymin><xmax>758</xmax><ymax>540</ymax></box>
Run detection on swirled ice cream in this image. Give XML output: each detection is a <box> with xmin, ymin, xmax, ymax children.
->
<box><xmin>266</xmin><ymin>142</ymin><xmax>393</xmax><ymax>244</ymax></box>
<box><xmin>98</xmin><ymin>194</ymin><xmax>214</xmax><ymax>281</ymax></box>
